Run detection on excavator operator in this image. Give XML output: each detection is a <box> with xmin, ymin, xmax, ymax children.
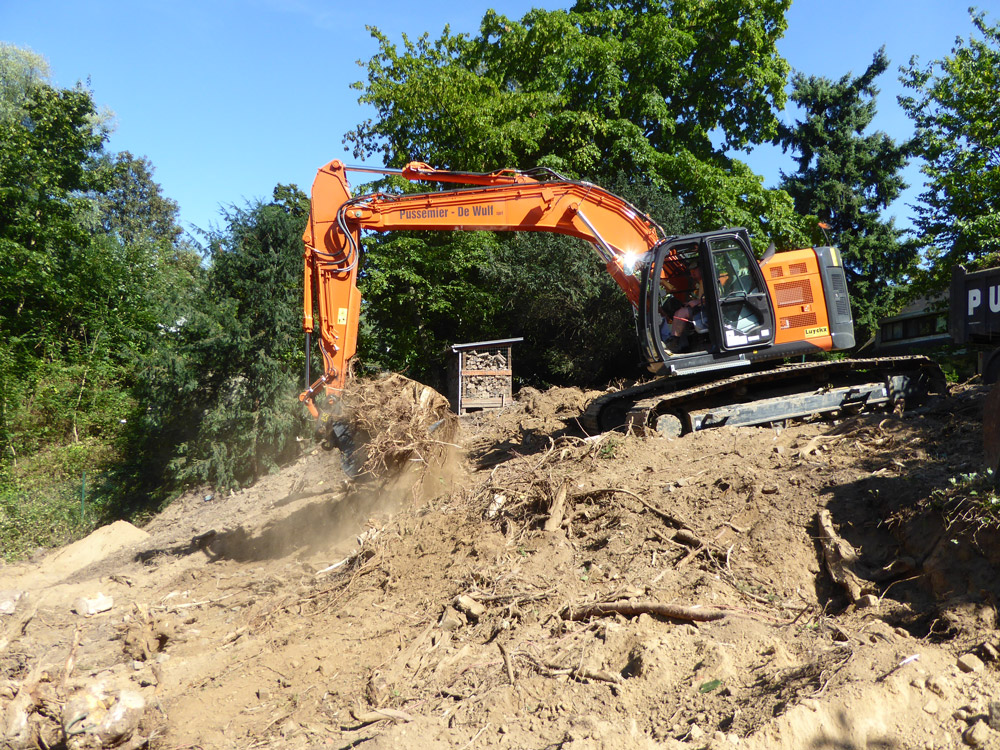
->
<box><xmin>661</xmin><ymin>263</ymin><xmax>706</xmax><ymax>354</ymax></box>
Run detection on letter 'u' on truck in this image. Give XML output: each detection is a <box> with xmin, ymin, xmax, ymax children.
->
<box><xmin>951</xmin><ymin>264</ymin><xmax>1000</xmax><ymax>383</ymax></box>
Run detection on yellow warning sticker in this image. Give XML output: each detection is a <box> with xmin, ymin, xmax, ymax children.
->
<box><xmin>804</xmin><ymin>326</ymin><xmax>829</xmax><ymax>337</ymax></box>
<box><xmin>337</xmin><ymin>307</ymin><xmax>348</xmax><ymax>325</ymax></box>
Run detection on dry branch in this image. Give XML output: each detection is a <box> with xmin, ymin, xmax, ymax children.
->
<box><xmin>561</xmin><ymin>599</ymin><xmax>725</xmax><ymax>622</ymax></box>
<box><xmin>628</xmin><ymin>493</ymin><xmax>690</xmax><ymax>529</ymax></box>
<box><xmin>498</xmin><ymin>643</ymin><xmax>516</xmax><ymax>685</ymax></box>
<box><xmin>348</xmin><ymin>707</ymin><xmax>415</xmax><ymax>727</ymax></box>
<box><xmin>62</xmin><ymin>624</ymin><xmax>83</xmax><ymax>688</ymax></box>
<box><xmin>543</xmin><ymin>481</ymin><xmax>569</xmax><ymax>532</ymax></box>
<box><xmin>516</xmin><ymin>652</ymin><xmax>621</xmax><ymax>684</ymax></box>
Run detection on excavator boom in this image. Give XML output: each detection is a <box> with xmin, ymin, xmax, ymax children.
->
<box><xmin>301</xmin><ymin>160</ymin><xmax>663</xmax><ymax>415</ymax></box>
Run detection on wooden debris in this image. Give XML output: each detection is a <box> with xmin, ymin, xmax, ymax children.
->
<box><xmin>673</xmin><ymin>529</ymin><xmax>703</xmax><ymax>548</ymax></box>
<box><xmin>348</xmin><ymin>707</ymin><xmax>415</xmax><ymax>727</ymax></box>
<box><xmin>816</xmin><ymin>509</ymin><xmax>871</xmax><ymax>602</ymax></box>
<box><xmin>461</xmin><ymin>349</ymin><xmax>512</xmax><ymax>402</ymax></box>
<box><xmin>543</xmin><ymin>481</ymin><xmax>569</xmax><ymax>532</ymax></box>
<box><xmin>342</xmin><ymin>374</ymin><xmax>458</xmax><ymax>478</ymax></box>
<box><xmin>62</xmin><ymin>625</ymin><xmax>83</xmax><ymax>689</ymax></box>
<box><xmin>498</xmin><ymin>643</ymin><xmax>516</xmax><ymax>685</ymax></box>
<box><xmin>561</xmin><ymin>599</ymin><xmax>725</xmax><ymax>623</ymax></box>
<box><xmin>515</xmin><ymin>651</ymin><xmax>621</xmax><ymax>684</ymax></box>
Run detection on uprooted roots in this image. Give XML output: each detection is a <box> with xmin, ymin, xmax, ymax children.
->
<box><xmin>339</xmin><ymin>374</ymin><xmax>460</xmax><ymax>479</ymax></box>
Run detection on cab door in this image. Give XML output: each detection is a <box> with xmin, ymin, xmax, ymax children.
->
<box><xmin>706</xmin><ymin>233</ymin><xmax>775</xmax><ymax>351</ymax></box>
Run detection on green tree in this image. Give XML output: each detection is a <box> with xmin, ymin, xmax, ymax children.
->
<box><xmin>344</xmin><ymin>1</ymin><xmax>804</xmax><ymax>385</ymax></box>
<box><xmin>900</xmin><ymin>9</ymin><xmax>1000</xmax><ymax>290</ymax></box>
<box><xmin>124</xmin><ymin>188</ymin><xmax>310</xmax><ymax>500</ymax></box>
<box><xmin>0</xmin><ymin>42</ymin><xmax>50</xmax><ymax>123</ymax></box>
<box><xmin>775</xmin><ymin>48</ymin><xmax>915</xmax><ymax>338</ymax></box>
<box><xmin>0</xmin><ymin>66</ymin><xmax>113</xmax><ymax>453</ymax></box>
<box><xmin>95</xmin><ymin>151</ymin><xmax>183</xmax><ymax>249</ymax></box>
<box><xmin>347</xmin><ymin>1</ymin><xmax>806</xmax><ymax>251</ymax></box>
<box><xmin>0</xmin><ymin>45</ymin><xmax>191</xmax><ymax>557</ymax></box>
<box><xmin>356</xmin><ymin>229</ymin><xmax>501</xmax><ymax>389</ymax></box>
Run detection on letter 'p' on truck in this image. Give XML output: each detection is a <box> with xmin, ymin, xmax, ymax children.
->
<box><xmin>951</xmin><ymin>264</ymin><xmax>1000</xmax><ymax>384</ymax></box>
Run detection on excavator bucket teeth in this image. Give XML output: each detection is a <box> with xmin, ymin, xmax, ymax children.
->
<box><xmin>319</xmin><ymin>417</ymin><xmax>368</xmax><ymax>478</ymax></box>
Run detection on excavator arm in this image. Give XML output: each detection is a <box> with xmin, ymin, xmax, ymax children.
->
<box><xmin>300</xmin><ymin>159</ymin><xmax>666</xmax><ymax>416</ymax></box>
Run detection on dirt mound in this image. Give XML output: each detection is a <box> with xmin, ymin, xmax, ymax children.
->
<box><xmin>2</xmin><ymin>379</ymin><xmax>1000</xmax><ymax>749</ymax></box>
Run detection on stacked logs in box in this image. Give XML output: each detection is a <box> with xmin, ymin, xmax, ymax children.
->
<box><xmin>462</xmin><ymin>349</ymin><xmax>511</xmax><ymax>400</ymax></box>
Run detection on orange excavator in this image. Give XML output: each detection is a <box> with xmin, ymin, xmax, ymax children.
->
<box><xmin>300</xmin><ymin>160</ymin><xmax>943</xmax><ymax>435</ymax></box>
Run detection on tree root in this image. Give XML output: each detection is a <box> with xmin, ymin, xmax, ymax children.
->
<box><xmin>561</xmin><ymin>599</ymin><xmax>725</xmax><ymax>622</ymax></box>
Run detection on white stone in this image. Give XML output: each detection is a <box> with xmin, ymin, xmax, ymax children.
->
<box><xmin>958</xmin><ymin>653</ymin><xmax>985</xmax><ymax>674</ymax></box>
<box><xmin>0</xmin><ymin>590</ymin><xmax>25</xmax><ymax>615</ymax></box>
<box><xmin>72</xmin><ymin>592</ymin><xmax>113</xmax><ymax>616</ymax></box>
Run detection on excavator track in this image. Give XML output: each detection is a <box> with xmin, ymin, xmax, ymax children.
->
<box><xmin>581</xmin><ymin>356</ymin><xmax>947</xmax><ymax>436</ymax></box>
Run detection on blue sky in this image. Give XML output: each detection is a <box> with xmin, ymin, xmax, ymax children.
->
<box><xmin>2</xmin><ymin>0</ymin><xmax>996</xmax><ymax>238</ymax></box>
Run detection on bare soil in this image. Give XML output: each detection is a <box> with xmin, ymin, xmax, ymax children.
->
<box><xmin>3</xmin><ymin>379</ymin><xmax>1000</xmax><ymax>749</ymax></box>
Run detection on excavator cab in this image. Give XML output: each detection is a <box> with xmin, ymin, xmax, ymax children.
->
<box><xmin>638</xmin><ymin>229</ymin><xmax>775</xmax><ymax>374</ymax></box>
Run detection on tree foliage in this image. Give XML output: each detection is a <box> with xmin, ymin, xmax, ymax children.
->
<box><xmin>0</xmin><ymin>51</ymin><xmax>123</xmax><ymax>456</ymax></box>
<box><xmin>356</xmin><ymin>229</ymin><xmax>501</xmax><ymax>389</ymax></box>
<box><xmin>0</xmin><ymin>44</ymin><xmax>315</xmax><ymax>554</ymax></box>
<box><xmin>0</xmin><ymin>45</ymin><xmax>203</xmax><ymax>556</ymax></box>
<box><xmin>123</xmin><ymin>189</ymin><xmax>310</xmax><ymax>500</ymax></box>
<box><xmin>347</xmin><ymin>0</ymin><xmax>806</xmax><ymax>252</ymax></box>
<box><xmin>96</xmin><ymin>151</ymin><xmax>183</xmax><ymax>250</ymax></box>
<box><xmin>0</xmin><ymin>43</ymin><xmax>50</xmax><ymax>123</ymax></box>
<box><xmin>344</xmin><ymin>1</ymin><xmax>806</xmax><ymax>385</ymax></box>
<box><xmin>775</xmin><ymin>48</ymin><xmax>915</xmax><ymax>337</ymax></box>
<box><xmin>900</xmin><ymin>9</ymin><xmax>1000</xmax><ymax>290</ymax></box>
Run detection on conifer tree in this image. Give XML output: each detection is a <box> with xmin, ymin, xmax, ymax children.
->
<box><xmin>775</xmin><ymin>48</ymin><xmax>915</xmax><ymax>339</ymax></box>
<box><xmin>125</xmin><ymin>189</ymin><xmax>310</xmax><ymax>498</ymax></box>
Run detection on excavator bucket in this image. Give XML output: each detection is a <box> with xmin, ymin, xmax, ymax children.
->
<box><xmin>319</xmin><ymin>374</ymin><xmax>457</xmax><ymax>480</ymax></box>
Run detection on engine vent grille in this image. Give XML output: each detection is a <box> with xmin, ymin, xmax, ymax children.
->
<box><xmin>782</xmin><ymin>312</ymin><xmax>818</xmax><ymax>329</ymax></box>
<box><xmin>828</xmin><ymin>268</ymin><xmax>851</xmax><ymax>321</ymax></box>
<box><xmin>774</xmin><ymin>279</ymin><xmax>814</xmax><ymax>307</ymax></box>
